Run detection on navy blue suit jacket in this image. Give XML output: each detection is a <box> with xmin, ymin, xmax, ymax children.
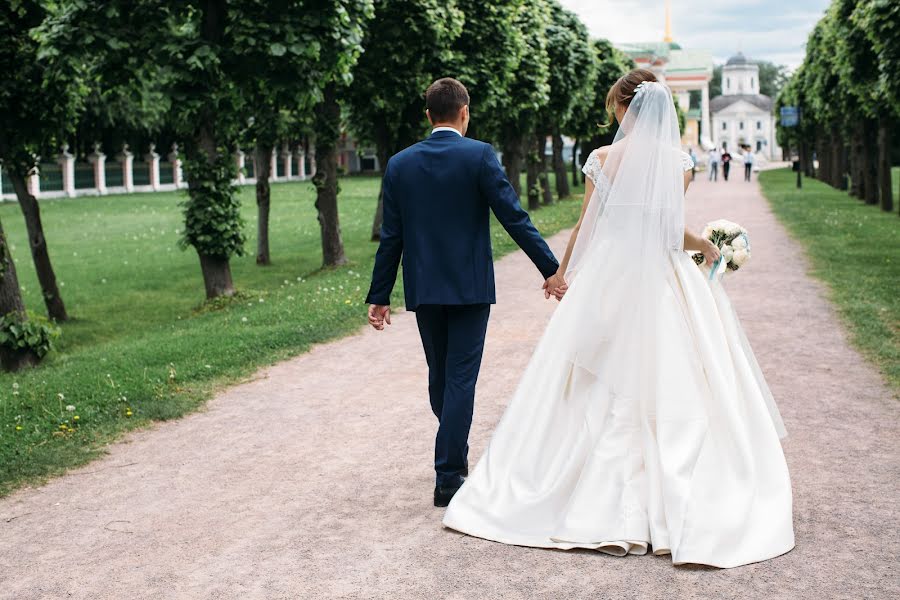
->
<box><xmin>365</xmin><ymin>130</ymin><xmax>559</xmax><ymax>311</ymax></box>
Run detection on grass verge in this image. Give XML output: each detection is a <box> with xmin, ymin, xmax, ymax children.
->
<box><xmin>759</xmin><ymin>168</ymin><xmax>898</xmax><ymax>394</ymax></box>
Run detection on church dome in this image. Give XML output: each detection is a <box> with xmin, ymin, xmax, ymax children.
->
<box><xmin>726</xmin><ymin>52</ymin><xmax>749</xmax><ymax>66</ymax></box>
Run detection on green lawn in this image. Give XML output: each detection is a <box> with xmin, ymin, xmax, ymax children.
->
<box><xmin>0</xmin><ymin>174</ymin><xmax>584</xmax><ymax>496</ymax></box>
<box><xmin>759</xmin><ymin>168</ymin><xmax>899</xmax><ymax>394</ymax></box>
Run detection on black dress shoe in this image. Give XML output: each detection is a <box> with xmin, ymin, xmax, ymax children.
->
<box><xmin>434</xmin><ymin>480</ymin><xmax>464</xmax><ymax>507</ymax></box>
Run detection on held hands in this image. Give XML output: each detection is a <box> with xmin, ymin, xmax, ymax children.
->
<box><xmin>701</xmin><ymin>239</ymin><xmax>722</xmax><ymax>266</ymax></box>
<box><xmin>368</xmin><ymin>304</ymin><xmax>391</xmax><ymax>330</ymax></box>
<box><xmin>543</xmin><ymin>272</ymin><xmax>568</xmax><ymax>301</ymax></box>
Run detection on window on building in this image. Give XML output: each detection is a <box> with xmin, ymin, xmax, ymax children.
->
<box><xmin>722</xmin><ymin>122</ymin><xmax>727</xmax><ymax>130</ymax></box>
<box><xmin>726</xmin><ymin>78</ymin><xmax>730</xmax><ymax>90</ymax></box>
<box><xmin>751</xmin><ymin>77</ymin><xmax>755</xmax><ymax>89</ymax></box>
<box><xmin>757</xmin><ymin>121</ymin><xmax>762</xmax><ymax>130</ymax></box>
<box><xmin>756</xmin><ymin>140</ymin><xmax>762</xmax><ymax>152</ymax></box>
<box><xmin>739</xmin><ymin>121</ymin><xmax>744</xmax><ymax>130</ymax></box>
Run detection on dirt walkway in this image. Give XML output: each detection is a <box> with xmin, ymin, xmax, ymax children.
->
<box><xmin>1</xmin><ymin>175</ymin><xmax>898</xmax><ymax>599</ymax></box>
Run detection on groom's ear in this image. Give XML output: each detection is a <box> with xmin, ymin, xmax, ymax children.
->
<box><xmin>425</xmin><ymin>108</ymin><xmax>434</xmax><ymax>126</ymax></box>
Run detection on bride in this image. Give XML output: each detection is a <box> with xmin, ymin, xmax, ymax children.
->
<box><xmin>442</xmin><ymin>69</ymin><xmax>795</xmax><ymax>569</ymax></box>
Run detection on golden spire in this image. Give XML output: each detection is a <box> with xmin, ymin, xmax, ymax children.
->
<box><xmin>664</xmin><ymin>0</ymin><xmax>673</xmax><ymax>43</ymax></box>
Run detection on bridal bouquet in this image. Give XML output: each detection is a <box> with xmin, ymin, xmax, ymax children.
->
<box><xmin>692</xmin><ymin>219</ymin><xmax>751</xmax><ymax>279</ymax></box>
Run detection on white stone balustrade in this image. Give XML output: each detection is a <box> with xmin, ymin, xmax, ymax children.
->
<box><xmin>2</xmin><ymin>139</ymin><xmax>320</xmax><ymax>202</ymax></box>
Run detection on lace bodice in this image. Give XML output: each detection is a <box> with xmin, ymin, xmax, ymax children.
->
<box><xmin>581</xmin><ymin>148</ymin><xmax>695</xmax><ymax>188</ymax></box>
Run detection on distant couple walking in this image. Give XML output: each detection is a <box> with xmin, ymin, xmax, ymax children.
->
<box><xmin>365</xmin><ymin>73</ymin><xmax>794</xmax><ymax>568</ymax></box>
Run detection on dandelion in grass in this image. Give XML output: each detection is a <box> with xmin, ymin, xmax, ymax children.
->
<box><xmin>65</xmin><ymin>405</ymin><xmax>75</xmax><ymax>412</ymax></box>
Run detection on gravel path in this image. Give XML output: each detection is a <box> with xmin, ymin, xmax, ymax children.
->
<box><xmin>1</xmin><ymin>175</ymin><xmax>897</xmax><ymax>600</ymax></box>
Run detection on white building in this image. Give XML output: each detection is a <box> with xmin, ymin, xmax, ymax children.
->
<box><xmin>710</xmin><ymin>52</ymin><xmax>780</xmax><ymax>160</ymax></box>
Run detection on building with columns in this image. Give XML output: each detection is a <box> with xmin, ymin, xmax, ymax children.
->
<box><xmin>710</xmin><ymin>52</ymin><xmax>780</xmax><ymax>160</ymax></box>
<box><xmin>618</xmin><ymin>5</ymin><xmax>714</xmax><ymax>151</ymax></box>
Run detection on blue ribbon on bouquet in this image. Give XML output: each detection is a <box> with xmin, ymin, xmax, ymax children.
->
<box><xmin>707</xmin><ymin>233</ymin><xmax>749</xmax><ymax>282</ymax></box>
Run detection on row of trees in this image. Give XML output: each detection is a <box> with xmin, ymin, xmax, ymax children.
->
<box><xmin>775</xmin><ymin>0</ymin><xmax>898</xmax><ymax>214</ymax></box>
<box><xmin>0</xmin><ymin>0</ymin><xmax>632</xmax><ymax>371</ymax></box>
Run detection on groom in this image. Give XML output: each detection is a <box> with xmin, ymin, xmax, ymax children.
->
<box><xmin>366</xmin><ymin>78</ymin><xmax>565</xmax><ymax>507</ymax></box>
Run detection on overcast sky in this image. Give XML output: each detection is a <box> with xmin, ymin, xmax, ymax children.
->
<box><xmin>558</xmin><ymin>0</ymin><xmax>831</xmax><ymax>68</ymax></box>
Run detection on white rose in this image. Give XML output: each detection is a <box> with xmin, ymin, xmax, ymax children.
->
<box><xmin>722</xmin><ymin>244</ymin><xmax>734</xmax><ymax>263</ymax></box>
<box><xmin>732</xmin><ymin>249</ymin><xmax>749</xmax><ymax>267</ymax></box>
<box><xmin>732</xmin><ymin>235</ymin><xmax>748</xmax><ymax>250</ymax></box>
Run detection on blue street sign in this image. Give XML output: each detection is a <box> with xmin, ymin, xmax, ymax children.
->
<box><xmin>780</xmin><ymin>106</ymin><xmax>799</xmax><ymax>127</ymax></box>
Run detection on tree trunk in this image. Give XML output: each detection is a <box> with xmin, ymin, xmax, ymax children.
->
<box><xmin>831</xmin><ymin>128</ymin><xmax>846</xmax><ymax>190</ymax></box>
<box><xmin>370</xmin><ymin>140</ymin><xmax>390</xmax><ymax>242</ymax></box>
<box><xmin>536</xmin><ymin>132</ymin><xmax>553</xmax><ymax>205</ymax></box>
<box><xmin>849</xmin><ymin>127</ymin><xmax>863</xmax><ymax>199</ymax></box>
<box><xmin>313</xmin><ymin>83</ymin><xmax>348</xmax><ymax>267</ymax></box>
<box><xmin>254</xmin><ymin>142</ymin><xmax>273</xmax><ymax>265</ymax></box>
<box><xmin>862</xmin><ymin>121</ymin><xmax>879</xmax><ymax>205</ymax></box>
<box><xmin>7</xmin><ymin>169</ymin><xmax>68</xmax><ymax>321</ymax></box>
<box><xmin>571</xmin><ymin>137</ymin><xmax>580</xmax><ymax>188</ymax></box>
<box><xmin>551</xmin><ymin>128</ymin><xmax>570</xmax><ymax>199</ymax></box>
<box><xmin>524</xmin><ymin>139</ymin><xmax>540</xmax><ymax>211</ymax></box>
<box><xmin>502</xmin><ymin>139</ymin><xmax>524</xmax><ymax>200</ymax></box>
<box><xmin>0</xmin><ymin>218</ymin><xmax>37</xmax><ymax>371</ymax></box>
<box><xmin>877</xmin><ymin>117</ymin><xmax>893</xmax><ymax>213</ymax></box>
<box><xmin>198</xmin><ymin>253</ymin><xmax>235</xmax><ymax>298</ymax></box>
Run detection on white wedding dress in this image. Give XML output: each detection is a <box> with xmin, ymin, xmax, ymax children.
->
<box><xmin>442</xmin><ymin>82</ymin><xmax>794</xmax><ymax>569</ymax></box>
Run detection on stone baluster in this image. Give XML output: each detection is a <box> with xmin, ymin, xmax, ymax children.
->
<box><xmin>235</xmin><ymin>150</ymin><xmax>246</xmax><ymax>184</ymax></box>
<box><xmin>28</xmin><ymin>163</ymin><xmax>40</xmax><ymax>197</ymax></box>
<box><xmin>58</xmin><ymin>143</ymin><xmax>76</xmax><ymax>198</ymax></box>
<box><xmin>282</xmin><ymin>144</ymin><xmax>293</xmax><ymax>179</ymax></box>
<box><xmin>120</xmin><ymin>144</ymin><xmax>134</xmax><ymax>192</ymax></box>
<box><xmin>269</xmin><ymin>147</ymin><xmax>278</xmax><ymax>180</ymax></box>
<box><xmin>296</xmin><ymin>147</ymin><xmax>306</xmax><ymax>179</ymax></box>
<box><xmin>146</xmin><ymin>143</ymin><xmax>160</xmax><ymax>190</ymax></box>
<box><xmin>169</xmin><ymin>143</ymin><xmax>183</xmax><ymax>188</ymax></box>
<box><xmin>88</xmin><ymin>143</ymin><xmax>107</xmax><ymax>195</ymax></box>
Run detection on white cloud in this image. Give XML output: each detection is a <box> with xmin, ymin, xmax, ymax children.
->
<box><xmin>559</xmin><ymin>0</ymin><xmax>830</xmax><ymax>67</ymax></box>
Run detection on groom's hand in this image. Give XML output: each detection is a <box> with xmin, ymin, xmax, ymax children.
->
<box><xmin>368</xmin><ymin>304</ymin><xmax>392</xmax><ymax>330</ymax></box>
<box><xmin>543</xmin><ymin>273</ymin><xmax>568</xmax><ymax>301</ymax></box>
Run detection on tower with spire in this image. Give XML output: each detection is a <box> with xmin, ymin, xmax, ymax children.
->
<box><xmin>616</xmin><ymin>1</ymin><xmax>714</xmax><ymax>149</ymax></box>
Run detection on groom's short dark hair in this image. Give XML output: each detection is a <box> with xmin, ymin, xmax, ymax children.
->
<box><xmin>426</xmin><ymin>78</ymin><xmax>469</xmax><ymax>122</ymax></box>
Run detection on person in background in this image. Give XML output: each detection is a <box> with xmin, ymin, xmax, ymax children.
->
<box><xmin>743</xmin><ymin>146</ymin><xmax>755</xmax><ymax>181</ymax></box>
<box><xmin>721</xmin><ymin>144</ymin><xmax>732</xmax><ymax>181</ymax></box>
<box><xmin>689</xmin><ymin>147</ymin><xmax>697</xmax><ymax>181</ymax></box>
<box><xmin>707</xmin><ymin>147</ymin><xmax>719</xmax><ymax>181</ymax></box>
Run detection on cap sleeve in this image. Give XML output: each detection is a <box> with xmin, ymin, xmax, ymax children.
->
<box><xmin>581</xmin><ymin>150</ymin><xmax>602</xmax><ymax>186</ymax></box>
<box><xmin>681</xmin><ymin>150</ymin><xmax>695</xmax><ymax>171</ymax></box>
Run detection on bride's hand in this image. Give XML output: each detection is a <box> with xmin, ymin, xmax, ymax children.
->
<box><xmin>702</xmin><ymin>239</ymin><xmax>721</xmax><ymax>266</ymax></box>
<box><xmin>543</xmin><ymin>273</ymin><xmax>568</xmax><ymax>301</ymax></box>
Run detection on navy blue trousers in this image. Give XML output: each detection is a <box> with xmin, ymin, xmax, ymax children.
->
<box><xmin>415</xmin><ymin>304</ymin><xmax>491</xmax><ymax>487</ymax></box>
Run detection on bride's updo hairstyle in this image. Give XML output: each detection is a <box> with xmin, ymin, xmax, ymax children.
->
<box><xmin>606</xmin><ymin>68</ymin><xmax>658</xmax><ymax>119</ymax></box>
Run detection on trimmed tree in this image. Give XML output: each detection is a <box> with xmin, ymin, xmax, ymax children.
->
<box><xmin>541</xmin><ymin>1</ymin><xmax>593</xmax><ymax>200</ymax></box>
<box><xmin>345</xmin><ymin>0</ymin><xmax>463</xmax><ymax>241</ymax></box>
<box><xmin>446</xmin><ymin>0</ymin><xmax>526</xmax><ymax>144</ymax></box>
<box><xmin>0</xmin><ymin>1</ymin><xmax>76</xmax><ymax>321</ymax></box>
<box><xmin>309</xmin><ymin>2</ymin><xmax>373</xmax><ymax>267</ymax></box>
<box><xmin>853</xmin><ymin>0</ymin><xmax>900</xmax><ymax>213</ymax></box>
<box><xmin>493</xmin><ymin>0</ymin><xmax>552</xmax><ymax>209</ymax></box>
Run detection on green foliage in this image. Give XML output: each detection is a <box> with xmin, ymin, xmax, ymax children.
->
<box><xmin>447</xmin><ymin>0</ymin><xmax>528</xmax><ymax>140</ymax></box>
<box><xmin>494</xmin><ymin>0</ymin><xmax>552</xmax><ymax>145</ymax></box>
<box><xmin>0</xmin><ymin>1</ymin><xmax>85</xmax><ymax>174</ymax></box>
<box><xmin>179</xmin><ymin>150</ymin><xmax>246</xmax><ymax>259</ymax></box>
<box><xmin>563</xmin><ymin>38</ymin><xmax>633</xmax><ymax>140</ymax></box>
<box><xmin>760</xmin><ymin>168</ymin><xmax>899</xmax><ymax>391</ymax></box>
<box><xmin>541</xmin><ymin>1</ymin><xmax>593</xmax><ymax>130</ymax></box>
<box><xmin>852</xmin><ymin>0</ymin><xmax>900</xmax><ymax>117</ymax></box>
<box><xmin>0</xmin><ymin>312</ymin><xmax>58</xmax><ymax>359</ymax></box>
<box><xmin>346</xmin><ymin>0</ymin><xmax>463</xmax><ymax>157</ymax></box>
